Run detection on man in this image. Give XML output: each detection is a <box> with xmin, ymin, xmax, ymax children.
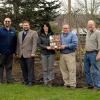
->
<box><xmin>60</xmin><ymin>24</ymin><xmax>78</xmax><ymax>88</ymax></box>
<box><xmin>17</xmin><ymin>21</ymin><xmax>38</xmax><ymax>86</ymax></box>
<box><xmin>84</xmin><ymin>20</ymin><xmax>100</xmax><ymax>90</ymax></box>
<box><xmin>0</xmin><ymin>17</ymin><xmax>17</xmax><ymax>83</ymax></box>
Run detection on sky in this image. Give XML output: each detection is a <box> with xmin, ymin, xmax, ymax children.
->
<box><xmin>46</xmin><ymin>0</ymin><xmax>77</xmax><ymax>13</ymax></box>
<box><xmin>54</xmin><ymin>0</ymin><xmax>100</xmax><ymax>14</ymax></box>
<box><xmin>0</xmin><ymin>0</ymin><xmax>100</xmax><ymax>14</ymax></box>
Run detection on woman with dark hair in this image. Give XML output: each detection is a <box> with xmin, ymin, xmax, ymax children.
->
<box><xmin>38</xmin><ymin>22</ymin><xmax>55</xmax><ymax>86</ymax></box>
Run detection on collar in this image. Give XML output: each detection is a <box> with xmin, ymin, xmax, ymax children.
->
<box><xmin>88</xmin><ymin>28</ymin><xmax>96</xmax><ymax>34</ymax></box>
<box><xmin>23</xmin><ymin>29</ymin><xmax>30</xmax><ymax>33</ymax></box>
<box><xmin>62</xmin><ymin>32</ymin><xmax>69</xmax><ymax>36</ymax></box>
<box><xmin>2</xmin><ymin>27</ymin><xmax>12</xmax><ymax>31</ymax></box>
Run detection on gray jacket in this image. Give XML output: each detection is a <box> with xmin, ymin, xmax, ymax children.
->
<box><xmin>17</xmin><ymin>29</ymin><xmax>38</xmax><ymax>58</ymax></box>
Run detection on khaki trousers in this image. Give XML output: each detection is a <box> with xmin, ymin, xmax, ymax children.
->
<box><xmin>59</xmin><ymin>53</ymin><xmax>76</xmax><ymax>87</ymax></box>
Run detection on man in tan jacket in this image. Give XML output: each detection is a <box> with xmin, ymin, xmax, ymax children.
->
<box><xmin>17</xmin><ymin>21</ymin><xmax>38</xmax><ymax>86</ymax></box>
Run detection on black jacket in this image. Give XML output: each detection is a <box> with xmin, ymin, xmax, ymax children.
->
<box><xmin>0</xmin><ymin>27</ymin><xmax>17</xmax><ymax>55</ymax></box>
<box><xmin>38</xmin><ymin>32</ymin><xmax>55</xmax><ymax>55</ymax></box>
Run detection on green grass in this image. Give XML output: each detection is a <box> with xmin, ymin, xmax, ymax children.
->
<box><xmin>0</xmin><ymin>84</ymin><xmax>100</xmax><ymax>100</ymax></box>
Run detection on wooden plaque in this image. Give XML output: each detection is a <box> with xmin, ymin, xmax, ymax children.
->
<box><xmin>49</xmin><ymin>35</ymin><xmax>61</xmax><ymax>49</ymax></box>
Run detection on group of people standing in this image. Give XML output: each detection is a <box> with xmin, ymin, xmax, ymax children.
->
<box><xmin>0</xmin><ymin>17</ymin><xmax>100</xmax><ymax>90</ymax></box>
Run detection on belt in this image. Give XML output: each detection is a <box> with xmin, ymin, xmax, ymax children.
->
<box><xmin>86</xmin><ymin>50</ymin><xmax>98</xmax><ymax>53</ymax></box>
<box><xmin>61</xmin><ymin>52</ymin><xmax>75</xmax><ymax>54</ymax></box>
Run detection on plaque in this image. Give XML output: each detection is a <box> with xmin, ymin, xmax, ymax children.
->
<box><xmin>49</xmin><ymin>35</ymin><xmax>61</xmax><ymax>49</ymax></box>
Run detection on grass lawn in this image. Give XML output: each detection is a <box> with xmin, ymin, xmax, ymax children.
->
<box><xmin>0</xmin><ymin>83</ymin><xmax>100</xmax><ymax>100</ymax></box>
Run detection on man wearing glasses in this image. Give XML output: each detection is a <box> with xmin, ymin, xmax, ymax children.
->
<box><xmin>59</xmin><ymin>24</ymin><xmax>78</xmax><ymax>88</ymax></box>
<box><xmin>0</xmin><ymin>17</ymin><xmax>17</xmax><ymax>83</ymax></box>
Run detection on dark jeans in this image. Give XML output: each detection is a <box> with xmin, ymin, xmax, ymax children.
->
<box><xmin>0</xmin><ymin>54</ymin><xmax>13</xmax><ymax>83</ymax></box>
<box><xmin>84</xmin><ymin>52</ymin><xmax>100</xmax><ymax>88</ymax></box>
<box><xmin>20</xmin><ymin>56</ymin><xmax>35</xmax><ymax>84</ymax></box>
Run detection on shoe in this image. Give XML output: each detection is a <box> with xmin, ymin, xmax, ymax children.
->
<box><xmin>47</xmin><ymin>80</ymin><xmax>53</xmax><ymax>87</ymax></box>
<box><xmin>27</xmin><ymin>82</ymin><xmax>33</xmax><ymax>86</ymax></box>
<box><xmin>0</xmin><ymin>80</ymin><xmax>3</xmax><ymax>84</ymax></box>
<box><xmin>7</xmin><ymin>81</ymin><xmax>14</xmax><ymax>84</ymax></box>
<box><xmin>64</xmin><ymin>85</ymin><xmax>70</xmax><ymax>88</ymax></box>
<box><xmin>70</xmin><ymin>86</ymin><xmax>76</xmax><ymax>89</ymax></box>
<box><xmin>87</xmin><ymin>85</ymin><xmax>94</xmax><ymax>89</ymax></box>
<box><xmin>44</xmin><ymin>82</ymin><xmax>48</xmax><ymax>86</ymax></box>
<box><xmin>0</xmin><ymin>82</ymin><xmax>3</xmax><ymax>85</ymax></box>
<box><xmin>22</xmin><ymin>81</ymin><xmax>28</xmax><ymax>85</ymax></box>
<box><xmin>93</xmin><ymin>87</ymin><xmax>100</xmax><ymax>91</ymax></box>
<box><xmin>47</xmin><ymin>83</ymin><xmax>52</xmax><ymax>87</ymax></box>
<box><xmin>76</xmin><ymin>85</ymin><xmax>83</xmax><ymax>88</ymax></box>
<box><xmin>7</xmin><ymin>78</ymin><xmax>15</xmax><ymax>84</ymax></box>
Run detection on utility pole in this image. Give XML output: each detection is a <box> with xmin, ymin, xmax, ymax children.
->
<box><xmin>68</xmin><ymin>0</ymin><xmax>71</xmax><ymax>26</ymax></box>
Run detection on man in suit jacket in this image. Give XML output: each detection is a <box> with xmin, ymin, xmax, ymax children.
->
<box><xmin>17</xmin><ymin>21</ymin><xmax>38</xmax><ymax>86</ymax></box>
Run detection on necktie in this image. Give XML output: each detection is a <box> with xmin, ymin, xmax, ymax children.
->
<box><xmin>22</xmin><ymin>32</ymin><xmax>27</xmax><ymax>41</ymax></box>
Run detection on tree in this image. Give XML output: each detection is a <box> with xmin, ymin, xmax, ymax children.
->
<box><xmin>60</xmin><ymin>0</ymin><xmax>100</xmax><ymax>26</ymax></box>
<box><xmin>0</xmin><ymin>0</ymin><xmax>60</xmax><ymax>29</ymax></box>
<box><xmin>75</xmin><ymin>0</ymin><xmax>100</xmax><ymax>19</ymax></box>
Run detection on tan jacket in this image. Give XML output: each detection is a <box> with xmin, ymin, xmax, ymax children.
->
<box><xmin>17</xmin><ymin>29</ymin><xmax>38</xmax><ymax>58</ymax></box>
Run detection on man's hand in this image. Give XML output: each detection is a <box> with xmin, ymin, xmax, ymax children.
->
<box><xmin>31</xmin><ymin>53</ymin><xmax>35</xmax><ymax>57</ymax></box>
<box><xmin>47</xmin><ymin>46</ymin><xmax>52</xmax><ymax>50</ymax></box>
<box><xmin>96</xmin><ymin>53</ymin><xmax>100</xmax><ymax>61</ymax></box>
<box><xmin>15</xmin><ymin>54</ymin><xmax>20</xmax><ymax>58</ymax></box>
<box><xmin>60</xmin><ymin>45</ymin><xmax>67</xmax><ymax>49</ymax></box>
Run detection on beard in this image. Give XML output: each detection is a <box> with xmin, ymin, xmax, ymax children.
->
<box><xmin>5</xmin><ymin>24</ymin><xmax>11</xmax><ymax>28</ymax></box>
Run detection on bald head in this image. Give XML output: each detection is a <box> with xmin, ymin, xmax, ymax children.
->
<box><xmin>87</xmin><ymin>20</ymin><xmax>96</xmax><ymax>32</ymax></box>
<box><xmin>62</xmin><ymin>24</ymin><xmax>70</xmax><ymax>33</ymax></box>
<box><xmin>4</xmin><ymin>17</ymin><xmax>12</xmax><ymax>28</ymax></box>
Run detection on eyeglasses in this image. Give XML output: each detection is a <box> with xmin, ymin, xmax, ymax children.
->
<box><xmin>4</xmin><ymin>21</ymin><xmax>11</xmax><ymax>22</ymax></box>
<box><xmin>63</xmin><ymin>28</ymin><xmax>69</xmax><ymax>29</ymax></box>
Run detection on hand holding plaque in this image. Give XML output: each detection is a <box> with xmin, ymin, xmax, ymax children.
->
<box><xmin>49</xmin><ymin>35</ymin><xmax>61</xmax><ymax>49</ymax></box>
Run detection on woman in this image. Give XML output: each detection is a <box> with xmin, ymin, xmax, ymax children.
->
<box><xmin>38</xmin><ymin>22</ymin><xmax>55</xmax><ymax>86</ymax></box>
